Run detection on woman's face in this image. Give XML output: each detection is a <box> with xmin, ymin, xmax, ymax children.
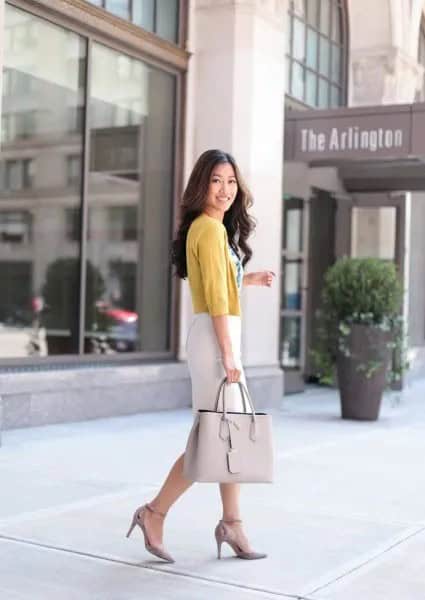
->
<box><xmin>204</xmin><ymin>162</ymin><xmax>238</xmax><ymax>218</ymax></box>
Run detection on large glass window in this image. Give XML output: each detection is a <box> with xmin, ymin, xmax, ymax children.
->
<box><xmin>87</xmin><ymin>0</ymin><xmax>180</xmax><ymax>44</ymax></box>
<box><xmin>85</xmin><ymin>43</ymin><xmax>176</xmax><ymax>354</ymax></box>
<box><xmin>280</xmin><ymin>197</ymin><xmax>305</xmax><ymax>369</ymax></box>
<box><xmin>286</xmin><ymin>0</ymin><xmax>346</xmax><ymax>108</ymax></box>
<box><xmin>0</xmin><ymin>5</ymin><xmax>177</xmax><ymax>361</ymax></box>
<box><xmin>0</xmin><ymin>6</ymin><xmax>86</xmax><ymax>358</ymax></box>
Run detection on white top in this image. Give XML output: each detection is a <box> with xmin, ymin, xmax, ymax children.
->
<box><xmin>228</xmin><ymin>244</ymin><xmax>243</xmax><ymax>293</ymax></box>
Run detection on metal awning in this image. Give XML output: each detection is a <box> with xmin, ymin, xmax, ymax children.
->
<box><xmin>284</xmin><ymin>103</ymin><xmax>425</xmax><ymax>192</ymax></box>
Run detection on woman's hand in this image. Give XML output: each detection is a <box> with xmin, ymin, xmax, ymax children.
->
<box><xmin>221</xmin><ymin>351</ymin><xmax>241</xmax><ymax>383</ymax></box>
<box><xmin>244</xmin><ymin>271</ymin><xmax>276</xmax><ymax>287</ymax></box>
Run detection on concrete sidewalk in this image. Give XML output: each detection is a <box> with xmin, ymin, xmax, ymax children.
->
<box><xmin>1</xmin><ymin>381</ymin><xmax>425</xmax><ymax>600</ymax></box>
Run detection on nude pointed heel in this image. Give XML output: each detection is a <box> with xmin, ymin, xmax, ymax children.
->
<box><xmin>216</xmin><ymin>538</ymin><xmax>222</xmax><ymax>559</ymax></box>
<box><xmin>126</xmin><ymin>516</ymin><xmax>138</xmax><ymax>538</ymax></box>
<box><xmin>214</xmin><ymin>519</ymin><xmax>267</xmax><ymax>560</ymax></box>
<box><xmin>126</xmin><ymin>503</ymin><xmax>175</xmax><ymax>563</ymax></box>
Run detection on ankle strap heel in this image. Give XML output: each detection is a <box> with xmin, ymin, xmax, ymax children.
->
<box><xmin>214</xmin><ymin>519</ymin><xmax>267</xmax><ymax>561</ymax></box>
<box><xmin>145</xmin><ymin>503</ymin><xmax>167</xmax><ymax>518</ymax></box>
<box><xmin>126</xmin><ymin>503</ymin><xmax>174</xmax><ymax>563</ymax></box>
<box><xmin>220</xmin><ymin>518</ymin><xmax>242</xmax><ymax>525</ymax></box>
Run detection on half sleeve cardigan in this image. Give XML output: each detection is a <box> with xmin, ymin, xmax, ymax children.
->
<box><xmin>186</xmin><ymin>214</ymin><xmax>241</xmax><ymax>317</ymax></box>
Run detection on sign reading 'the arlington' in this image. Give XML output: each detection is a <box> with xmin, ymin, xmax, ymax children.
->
<box><xmin>284</xmin><ymin>108</ymin><xmax>415</xmax><ymax>162</ymax></box>
<box><xmin>300</xmin><ymin>126</ymin><xmax>403</xmax><ymax>154</ymax></box>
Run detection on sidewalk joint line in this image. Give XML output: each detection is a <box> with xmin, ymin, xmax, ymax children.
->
<box><xmin>305</xmin><ymin>524</ymin><xmax>425</xmax><ymax>596</ymax></box>
<box><xmin>0</xmin><ymin>485</ymin><xmax>158</xmax><ymax>528</ymax></box>
<box><xmin>0</xmin><ymin>533</ymin><xmax>299</xmax><ymax>599</ymax></box>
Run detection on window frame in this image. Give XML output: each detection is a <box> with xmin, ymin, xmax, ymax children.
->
<box><xmin>416</xmin><ymin>16</ymin><xmax>425</xmax><ymax>102</ymax></box>
<box><xmin>286</xmin><ymin>0</ymin><xmax>348</xmax><ymax>109</ymax></box>
<box><xmin>7</xmin><ymin>0</ymin><xmax>189</xmax><ymax>71</ymax></box>
<box><xmin>1</xmin><ymin>0</ymin><xmax>186</xmax><ymax>369</ymax></box>
<box><xmin>92</xmin><ymin>0</ymin><xmax>182</xmax><ymax>46</ymax></box>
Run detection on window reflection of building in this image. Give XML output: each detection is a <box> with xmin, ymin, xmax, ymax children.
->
<box><xmin>108</xmin><ymin>206</ymin><xmax>138</xmax><ymax>241</ymax></box>
<box><xmin>0</xmin><ymin>3</ymin><xmax>177</xmax><ymax>361</ymax></box>
<box><xmin>65</xmin><ymin>208</ymin><xmax>83</xmax><ymax>242</ymax></box>
<box><xmin>86</xmin><ymin>0</ymin><xmax>180</xmax><ymax>44</ymax></box>
<box><xmin>0</xmin><ymin>6</ymin><xmax>85</xmax><ymax>358</ymax></box>
<box><xmin>0</xmin><ymin>158</ymin><xmax>35</xmax><ymax>190</ymax></box>
<box><xmin>66</xmin><ymin>156</ymin><xmax>82</xmax><ymax>188</ymax></box>
<box><xmin>86</xmin><ymin>42</ymin><xmax>176</xmax><ymax>354</ymax></box>
<box><xmin>0</xmin><ymin>211</ymin><xmax>32</xmax><ymax>244</ymax></box>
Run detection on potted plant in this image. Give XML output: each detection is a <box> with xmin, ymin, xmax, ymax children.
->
<box><xmin>42</xmin><ymin>258</ymin><xmax>105</xmax><ymax>354</ymax></box>
<box><xmin>312</xmin><ymin>257</ymin><xmax>408</xmax><ymax>421</ymax></box>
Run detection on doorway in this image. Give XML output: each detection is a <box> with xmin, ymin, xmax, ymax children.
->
<box><xmin>304</xmin><ymin>190</ymin><xmax>336</xmax><ymax>381</ymax></box>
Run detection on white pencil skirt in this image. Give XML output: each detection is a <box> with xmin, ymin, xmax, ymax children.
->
<box><xmin>186</xmin><ymin>312</ymin><xmax>248</xmax><ymax>416</ymax></box>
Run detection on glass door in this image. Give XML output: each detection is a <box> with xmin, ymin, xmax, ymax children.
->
<box><xmin>280</xmin><ymin>196</ymin><xmax>308</xmax><ymax>392</ymax></box>
<box><xmin>349</xmin><ymin>195</ymin><xmax>405</xmax><ymax>390</ymax></box>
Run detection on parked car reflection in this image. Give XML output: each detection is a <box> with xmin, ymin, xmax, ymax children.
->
<box><xmin>92</xmin><ymin>302</ymin><xmax>138</xmax><ymax>353</ymax></box>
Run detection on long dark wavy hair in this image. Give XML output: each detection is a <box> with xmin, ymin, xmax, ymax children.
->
<box><xmin>171</xmin><ymin>149</ymin><xmax>256</xmax><ymax>279</ymax></box>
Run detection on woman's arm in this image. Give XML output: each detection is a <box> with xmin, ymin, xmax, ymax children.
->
<box><xmin>196</xmin><ymin>223</ymin><xmax>241</xmax><ymax>383</ymax></box>
<box><xmin>211</xmin><ymin>315</ymin><xmax>241</xmax><ymax>384</ymax></box>
<box><xmin>243</xmin><ymin>271</ymin><xmax>275</xmax><ymax>287</ymax></box>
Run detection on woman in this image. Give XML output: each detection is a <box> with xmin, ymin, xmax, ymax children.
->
<box><xmin>126</xmin><ymin>149</ymin><xmax>275</xmax><ymax>562</ymax></box>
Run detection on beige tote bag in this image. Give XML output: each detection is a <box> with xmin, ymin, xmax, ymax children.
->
<box><xmin>183</xmin><ymin>378</ymin><xmax>274</xmax><ymax>483</ymax></box>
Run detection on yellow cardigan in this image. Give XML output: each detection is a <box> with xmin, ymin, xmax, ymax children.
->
<box><xmin>186</xmin><ymin>214</ymin><xmax>241</xmax><ymax>316</ymax></box>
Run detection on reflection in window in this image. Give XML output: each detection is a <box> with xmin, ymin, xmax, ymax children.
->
<box><xmin>286</xmin><ymin>0</ymin><xmax>346</xmax><ymax>107</ymax></box>
<box><xmin>1</xmin><ymin>111</ymin><xmax>37</xmax><ymax>142</ymax></box>
<box><xmin>67</xmin><ymin>155</ymin><xmax>82</xmax><ymax>187</ymax></box>
<box><xmin>281</xmin><ymin>197</ymin><xmax>304</xmax><ymax>371</ymax></box>
<box><xmin>133</xmin><ymin>0</ymin><xmax>154</xmax><ymax>31</ymax></box>
<box><xmin>0</xmin><ymin>4</ymin><xmax>177</xmax><ymax>361</ymax></box>
<box><xmin>87</xmin><ymin>0</ymin><xmax>180</xmax><ymax>43</ymax></box>
<box><xmin>108</xmin><ymin>206</ymin><xmax>138</xmax><ymax>241</ymax></box>
<box><xmin>3</xmin><ymin>69</ymin><xmax>32</xmax><ymax>95</ymax></box>
<box><xmin>0</xmin><ymin>5</ymin><xmax>86</xmax><ymax>357</ymax></box>
<box><xmin>86</xmin><ymin>42</ymin><xmax>176</xmax><ymax>354</ymax></box>
<box><xmin>65</xmin><ymin>208</ymin><xmax>81</xmax><ymax>243</ymax></box>
<box><xmin>283</xmin><ymin>197</ymin><xmax>303</xmax><ymax>252</ymax></box>
<box><xmin>281</xmin><ymin>317</ymin><xmax>301</xmax><ymax>368</ymax></box>
<box><xmin>105</xmin><ymin>0</ymin><xmax>130</xmax><ymax>19</ymax></box>
<box><xmin>284</xmin><ymin>260</ymin><xmax>302</xmax><ymax>310</ymax></box>
<box><xmin>0</xmin><ymin>211</ymin><xmax>32</xmax><ymax>244</ymax></box>
<box><xmin>0</xmin><ymin>159</ymin><xmax>35</xmax><ymax>191</ymax></box>
<box><xmin>68</xmin><ymin>106</ymin><xmax>85</xmax><ymax>133</ymax></box>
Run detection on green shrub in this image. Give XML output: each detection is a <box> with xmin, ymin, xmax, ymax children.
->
<box><xmin>312</xmin><ymin>257</ymin><xmax>407</xmax><ymax>385</ymax></box>
<box><xmin>322</xmin><ymin>257</ymin><xmax>402</xmax><ymax>325</ymax></box>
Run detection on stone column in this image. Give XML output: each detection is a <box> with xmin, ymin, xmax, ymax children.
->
<box><xmin>181</xmin><ymin>0</ymin><xmax>286</xmax><ymax>405</ymax></box>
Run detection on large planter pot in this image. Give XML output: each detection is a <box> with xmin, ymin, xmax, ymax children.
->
<box><xmin>336</xmin><ymin>323</ymin><xmax>392</xmax><ymax>421</ymax></box>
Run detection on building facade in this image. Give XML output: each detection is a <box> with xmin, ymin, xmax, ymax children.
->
<box><xmin>1</xmin><ymin>0</ymin><xmax>425</xmax><ymax>429</ymax></box>
<box><xmin>282</xmin><ymin>0</ymin><xmax>425</xmax><ymax>392</ymax></box>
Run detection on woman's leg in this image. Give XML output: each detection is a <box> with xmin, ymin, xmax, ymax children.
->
<box><xmin>220</xmin><ymin>482</ymin><xmax>241</xmax><ymax>520</ymax></box>
<box><xmin>219</xmin><ymin>482</ymin><xmax>254</xmax><ymax>552</ymax></box>
<box><xmin>143</xmin><ymin>452</ymin><xmax>193</xmax><ymax>546</ymax></box>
